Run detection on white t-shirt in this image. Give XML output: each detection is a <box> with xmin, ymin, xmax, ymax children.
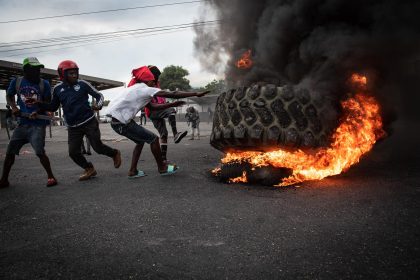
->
<box><xmin>107</xmin><ymin>83</ymin><xmax>160</xmax><ymax>124</ymax></box>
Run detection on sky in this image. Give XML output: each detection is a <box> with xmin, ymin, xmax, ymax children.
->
<box><xmin>0</xmin><ymin>0</ymin><xmax>222</xmax><ymax>102</ymax></box>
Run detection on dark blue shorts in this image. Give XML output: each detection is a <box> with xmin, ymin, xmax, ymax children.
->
<box><xmin>7</xmin><ymin>125</ymin><xmax>46</xmax><ymax>155</ymax></box>
<box><xmin>111</xmin><ymin>119</ymin><xmax>157</xmax><ymax>144</ymax></box>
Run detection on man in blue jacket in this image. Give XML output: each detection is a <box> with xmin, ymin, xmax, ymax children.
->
<box><xmin>0</xmin><ymin>57</ymin><xmax>57</xmax><ymax>188</ymax></box>
<box><xmin>38</xmin><ymin>60</ymin><xmax>121</xmax><ymax>181</ymax></box>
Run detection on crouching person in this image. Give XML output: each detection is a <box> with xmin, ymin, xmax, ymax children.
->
<box><xmin>37</xmin><ymin>60</ymin><xmax>121</xmax><ymax>181</ymax></box>
<box><xmin>107</xmin><ymin>66</ymin><xmax>209</xmax><ymax>178</ymax></box>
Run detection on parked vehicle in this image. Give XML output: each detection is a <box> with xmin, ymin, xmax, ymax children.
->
<box><xmin>99</xmin><ymin>115</ymin><xmax>111</xmax><ymax>123</ymax></box>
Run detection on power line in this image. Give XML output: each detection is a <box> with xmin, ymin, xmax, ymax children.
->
<box><xmin>3</xmin><ymin>31</ymin><xmax>187</xmax><ymax>57</ymax></box>
<box><xmin>0</xmin><ymin>21</ymin><xmax>219</xmax><ymax>53</ymax></box>
<box><xmin>0</xmin><ymin>21</ymin><xmax>220</xmax><ymax>56</ymax></box>
<box><xmin>3</xmin><ymin>27</ymin><xmax>218</xmax><ymax>58</ymax></box>
<box><xmin>0</xmin><ymin>20</ymin><xmax>220</xmax><ymax>53</ymax></box>
<box><xmin>0</xmin><ymin>0</ymin><xmax>207</xmax><ymax>24</ymax></box>
<box><xmin>0</xmin><ymin>20</ymin><xmax>220</xmax><ymax>48</ymax></box>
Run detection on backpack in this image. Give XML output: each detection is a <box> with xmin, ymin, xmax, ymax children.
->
<box><xmin>15</xmin><ymin>76</ymin><xmax>45</xmax><ymax>95</ymax></box>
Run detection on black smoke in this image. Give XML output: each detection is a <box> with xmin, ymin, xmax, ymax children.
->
<box><xmin>194</xmin><ymin>0</ymin><xmax>420</xmax><ymax>122</ymax></box>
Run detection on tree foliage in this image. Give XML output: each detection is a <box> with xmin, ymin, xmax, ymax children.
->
<box><xmin>204</xmin><ymin>79</ymin><xmax>226</xmax><ymax>94</ymax></box>
<box><xmin>159</xmin><ymin>65</ymin><xmax>191</xmax><ymax>91</ymax></box>
<box><xmin>196</xmin><ymin>79</ymin><xmax>226</xmax><ymax>94</ymax></box>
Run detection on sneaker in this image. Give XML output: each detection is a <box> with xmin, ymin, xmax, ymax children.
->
<box><xmin>46</xmin><ymin>177</ymin><xmax>58</xmax><ymax>187</ymax></box>
<box><xmin>113</xmin><ymin>150</ymin><xmax>121</xmax><ymax>168</ymax></box>
<box><xmin>79</xmin><ymin>167</ymin><xmax>97</xmax><ymax>181</ymax></box>
<box><xmin>174</xmin><ymin>131</ymin><xmax>188</xmax><ymax>144</ymax></box>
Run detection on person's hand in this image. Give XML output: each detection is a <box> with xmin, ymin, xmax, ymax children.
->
<box><xmin>91</xmin><ymin>105</ymin><xmax>102</xmax><ymax>111</ymax></box>
<box><xmin>173</xmin><ymin>101</ymin><xmax>186</xmax><ymax>107</ymax></box>
<box><xmin>11</xmin><ymin>107</ymin><xmax>20</xmax><ymax>116</ymax></box>
<box><xmin>29</xmin><ymin>112</ymin><xmax>38</xmax><ymax>120</ymax></box>
<box><xmin>196</xmin><ymin>90</ymin><xmax>210</xmax><ymax>97</ymax></box>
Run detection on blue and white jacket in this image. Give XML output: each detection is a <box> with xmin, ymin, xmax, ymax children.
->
<box><xmin>40</xmin><ymin>80</ymin><xmax>104</xmax><ymax>127</ymax></box>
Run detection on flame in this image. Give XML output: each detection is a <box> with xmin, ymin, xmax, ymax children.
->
<box><xmin>229</xmin><ymin>171</ymin><xmax>248</xmax><ymax>183</ymax></box>
<box><xmin>236</xmin><ymin>49</ymin><xmax>253</xmax><ymax>69</ymax></box>
<box><xmin>212</xmin><ymin>167</ymin><xmax>221</xmax><ymax>175</ymax></box>
<box><xmin>215</xmin><ymin>74</ymin><xmax>386</xmax><ymax>186</ymax></box>
<box><xmin>351</xmin><ymin>73</ymin><xmax>367</xmax><ymax>86</ymax></box>
<box><xmin>350</xmin><ymin>73</ymin><xmax>368</xmax><ymax>92</ymax></box>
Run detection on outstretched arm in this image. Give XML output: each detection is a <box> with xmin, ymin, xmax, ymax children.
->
<box><xmin>155</xmin><ymin>90</ymin><xmax>210</xmax><ymax>99</ymax></box>
<box><xmin>147</xmin><ymin>100</ymin><xmax>186</xmax><ymax>111</ymax></box>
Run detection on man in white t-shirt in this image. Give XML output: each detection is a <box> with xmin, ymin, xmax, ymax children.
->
<box><xmin>107</xmin><ymin>66</ymin><xmax>209</xmax><ymax>177</ymax></box>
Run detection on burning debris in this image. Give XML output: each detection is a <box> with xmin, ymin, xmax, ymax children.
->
<box><xmin>213</xmin><ymin>162</ymin><xmax>293</xmax><ymax>186</ymax></box>
<box><xmin>236</xmin><ymin>49</ymin><xmax>253</xmax><ymax>70</ymax></box>
<box><xmin>195</xmin><ymin>0</ymin><xmax>420</xmax><ymax>186</ymax></box>
<box><xmin>212</xmin><ymin>73</ymin><xmax>385</xmax><ymax>186</ymax></box>
<box><xmin>214</xmin><ymin>77</ymin><xmax>385</xmax><ymax>186</ymax></box>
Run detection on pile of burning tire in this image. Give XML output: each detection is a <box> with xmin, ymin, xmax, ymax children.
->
<box><xmin>211</xmin><ymin>83</ymin><xmax>339</xmax><ymax>185</ymax></box>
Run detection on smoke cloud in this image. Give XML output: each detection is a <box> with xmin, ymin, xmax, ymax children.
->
<box><xmin>194</xmin><ymin>0</ymin><xmax>420</xmax><ymax>122</ymax></box>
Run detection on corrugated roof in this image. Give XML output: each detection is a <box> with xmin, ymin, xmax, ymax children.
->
<box><xmin>0</xmin><ymin>59</ymin><xmax>124</xmax><ymax>91</ymax></box>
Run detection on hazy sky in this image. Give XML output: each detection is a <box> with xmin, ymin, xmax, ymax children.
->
<box><xmin>0</xmin><ymin>0</ymin><xmax>221</xmax><ymax>102</ymax></box>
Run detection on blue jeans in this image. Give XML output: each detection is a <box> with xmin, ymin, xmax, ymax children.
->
<box><xmin>7</xmin><ymin>125</ymin><xmax>46</xmax><ymax>155</ymax></box>
<box><xmin>111</xmin><ymin>119</ymin><xmax>157</xmax><ymax>144</ymax></box>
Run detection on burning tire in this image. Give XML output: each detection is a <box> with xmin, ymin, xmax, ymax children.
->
<box><xmin>217</xmin><ymin>161</ymin><xmax>293</xmax><ymax>186</ymax></box>
<box><xmin>210</xmin><ymin>84</ymin><xmax>338</xmax><ymax>152</ymax></box>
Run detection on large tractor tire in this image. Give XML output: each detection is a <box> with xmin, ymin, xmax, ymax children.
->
<box><xmin>210</xmin><ymin>84</ymin><xmax>338</xmax><ymax>152</ymax></box>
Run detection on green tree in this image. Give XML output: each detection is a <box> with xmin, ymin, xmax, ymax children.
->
<box><xmin>204</xmin><ymin>79</ymin><xmax>226</xmax><ymax>94</ymax></box>
<box><xmin>159</xmin><ymin>65</ymin><xmax>191</xmax><ymax>91</ymax></box>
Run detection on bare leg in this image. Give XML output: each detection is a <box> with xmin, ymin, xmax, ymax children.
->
<box><xmin>160</xmin><ymin>136</ymin><xmax>168</xmax><ymax>161</ymax></box>
<box><xmin>38</xmin><ymin>154</ymin><xmax>55</xmax><ymax>179</ymax></box>
<box><xmin>129</xmin><ymin>143</ymin><xmax>144</xmax><ymax>176</ymax></box>
<box><xmin>189</xmin><ymin>127</ymin><xmax>194</xmax><ymax>140</ymax></box>
<box><xmin>0</xmin><ymin>154</ymin><xmax>15</xmax><ymax>188</ymax></box>
<box><xmin>150</xmin><ymin>138</ymin><xmax>166</xmax><ymax>172</ymax></box>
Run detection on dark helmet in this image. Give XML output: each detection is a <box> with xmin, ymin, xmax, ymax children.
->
<box><xmin>57</xmin><ymin>60</ymin><xmax>79</xmax><ymax>80</ymax></box>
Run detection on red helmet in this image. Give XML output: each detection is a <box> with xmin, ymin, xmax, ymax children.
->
<box><xmin>57</xmin><ymin>60</ymin><xmax>79</xmax><ymax>80</ymax></box>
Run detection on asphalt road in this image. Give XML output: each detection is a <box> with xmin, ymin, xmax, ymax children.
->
<box><xmin>0</xmin><ymin>120</ymin><xmax>419</xmax><ymax>279</ymax></box>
